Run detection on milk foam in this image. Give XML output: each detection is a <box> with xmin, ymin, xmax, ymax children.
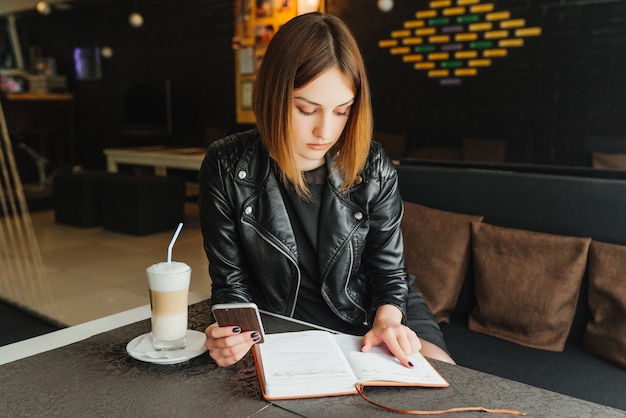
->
<box><xmin>146</xmin><ymin>261</ymin><xmax>191</xmax><ymax>291</ymax></box>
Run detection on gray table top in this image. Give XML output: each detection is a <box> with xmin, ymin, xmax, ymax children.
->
<box><xmin>1</xmin><ymin>299</ymin><xmax>624</xmax><ymax>417</ymax></box>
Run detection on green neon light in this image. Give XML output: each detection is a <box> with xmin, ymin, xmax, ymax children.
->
<box><xmin>457</xmin><ymin>14</ymin><xmax>480</xmax><ymax>24</ymax></box>
<box><xmin>428</xmin><ymin>17</ymin><xmax>450</xmax><ymax>26</ymax></box>
<box><xmin>414</xmin><ymin>45</ymin><xmax>437</xmax><ymax>53</ymax></box>
<box><xmin>470</xmin><ymin>40</ymin><xmax>493</xmax><ymax>49</ymax></box>
<box><xmin>441</xmin><ymin>60</ymin><xmax>463</xmax><ymax>68</ymax></box>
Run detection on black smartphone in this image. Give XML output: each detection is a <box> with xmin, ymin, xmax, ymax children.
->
<box><xmin>211</xmin><ymin>302</ymin><xmax>265</xmax><ymax>343</ymax></box>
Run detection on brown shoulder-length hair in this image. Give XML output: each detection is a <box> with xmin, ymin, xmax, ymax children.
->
<box><xmin>252</xmin><ymin>12</ymin><xmax>373</xmax><ymax>197</ymax></box>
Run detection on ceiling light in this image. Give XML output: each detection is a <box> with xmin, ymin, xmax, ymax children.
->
<box><xmin>378</xmin><ymin>0</ymin><xmax>394</xmax><ymax>13</ymax></box>
<box><xmin>36</xmin><ymin>1</ymin><xmax>52</xmax><ymax>15</ymax></box>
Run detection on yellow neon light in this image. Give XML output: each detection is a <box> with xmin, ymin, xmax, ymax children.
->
<box><xmin>378</xmin><ymin>40</ymin><xmax>398</xmax><ymax>48</ymax></box>
<box><xmin>470</xmin><ymin>3</ymin><xmax>494</xmax><ymax>13</ymax></box>
<box><xmin>455</xmin><ymin>50</ymin><xmax>478</xmax><ymax>59</ymax></box>
<box><xmin>483</xmin><ymin>49</ymin><xmax>507</xmax><ymax>57</ymax></box>
<box><xmin>499</xmin><ymin>39</ymin><xmax>524</xmax><ymax>47</ymax></box>
<box><xmin>500</xmin><ymin>19</ymin><xmax>525</xmax><ymax>29</ymax></box>
<box><xmin>469</xmin><ymin>22</ymin><xmax>493</xmax><ymax>31</ymax></box>
<box><xmin>390</xmin><ymin>47</ymin><xmax>411</xmax><ymax>55</ymax></box>
<box><xmin>391</xmin><ymin>30</ymin><xmax>412</xmax><ymax>38</ymax></box>
<box><xmin>403</xmin><ymin>54</ymin><xmax>424</xmax><ymax>62</ymax></box>
<box><xmin>416</xmin><ymin>27</ymin><xmax>437</xmax><ymax>36</ymax></box>
<box><xmin>516</xmin><ymin>27</ymin><xmax>542</xmax><ymax>37</ymax></box>
<box><xmin>404</xmin><ymin>20</ymin><xmax>425</xmax><ymax>28</ymax></box>
<box><xmin>429</xmin><ymin>35</ymin><xmax>451</xmax><ymax>43</ymax></box>
<box><xmin>416</xmin><ymin>10</ymin><xmax>437</xmax><ymax>18</ymax></box>
<box><xmin>486</xmin><ymin>11</ymin><xmax>511</xmax><ymax>21</ymax></box>
<box><xmin>428</xmin><ymin>69</ymin><xmax>450</xmax><ymax>78</ymax></box>
<box><xmin>456</xmin><ymin>33</ymin><xmax>478</xmax><ymax>41</ymax></box>
<box><xmin>468</xmin><ymin>59</ymin><xmax>492</xmax><ymax>67</ymax></box>
<box><xmin>403</xmin><ymin>37</ymin><xmax>424</xmax><ymax>45</ymax></box>
<box><xmin>455</xmin><ymin>68</ymin><xmax>478</xmax><ymax>76</ymax></box>
<box><xmin>428</xmin><ymin>52</ymin><xmax>450</xmax><ymax>60</ymax></box>
<box><xmin>415</xmin><ymin>62</ymin><xmax>436</xmax><ymax>70</ymax></box>
<box><xmin>484</xmin><ymin>30</ymin><xmax>508</xmax><ymax>39</ymax></box>
<box><xmin>443</xmin><ymin>7</ymin><xmax>465</xmax><ymax>16</ymax></box>
<box><xmin>430</xmin><ymin>0</ymin><xmax>451</xmax><ymax>8</ymax></box>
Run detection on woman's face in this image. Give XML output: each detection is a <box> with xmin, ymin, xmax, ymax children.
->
<box><xmin>290</xmin><ymin>66</ymin><xmax>355</xmax><ymax>172</ymax></box>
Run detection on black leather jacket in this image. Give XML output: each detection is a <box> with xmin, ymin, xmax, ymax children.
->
<box><xmin>199</xmin><ymin>129</ymin><xmax>409</xmax><ymax>328</ymax></box>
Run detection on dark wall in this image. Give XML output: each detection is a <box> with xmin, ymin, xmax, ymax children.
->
<box><xmin>13</xmin><ymin>0</ymin><xmax>238</xmax><ymax>169</ymax></box>
<box><xmin>9</xmin><ymin>0</ymin><xmax>626</xmax><ymax>169</ymax></box>
<box><xmin>328</xmin><ymin>0</ymin><xmax>626</xmax><ymax>165</ymax></box>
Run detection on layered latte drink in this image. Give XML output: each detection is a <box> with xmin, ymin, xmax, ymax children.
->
<box><xmin>146</xmin><ymin>261</ymin><xmax>191</xmax><ymax>351</ymax></box>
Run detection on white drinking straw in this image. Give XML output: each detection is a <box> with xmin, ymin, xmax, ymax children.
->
<box><xmin>167</xmin><ymin>222</ymin><xmax>184</xmax><ymax>265</ymax></box>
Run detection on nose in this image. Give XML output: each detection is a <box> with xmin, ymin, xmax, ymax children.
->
<box><xmin>313</xmin><ymin>113</ymin><xmax>333</xmax><ymax>141</ymax></box>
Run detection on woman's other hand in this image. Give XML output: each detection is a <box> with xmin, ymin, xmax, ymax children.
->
<box><xmin>361</xmin><ymin>305</ymin><xmax>421</xmax><ymax>368</ymax></box>
<box><xmin>362</xmin><ymin>304</ymin><xmax>455</xmax><ymax>366</ymax></box>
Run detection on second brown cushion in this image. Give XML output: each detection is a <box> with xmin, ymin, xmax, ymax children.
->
<box><xmin>582</xmin><ymin>240</ymin><xmax>626</xmax><ymax>370</ymax></box>
<box><xmin>469</xmin><ymin>222</ymin><xmax>590</xmax><ymax>352</ymax></box>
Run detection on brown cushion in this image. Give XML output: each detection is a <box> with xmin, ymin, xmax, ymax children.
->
<box><xmin>401</xmin><ymin>202</ymin><xmax>483</xmax><ymax>323</ymax></box>
<box><xmin>469</xmin><ymin>222</ymin><xmax>590</xmax><ymax>352</ymax></box>
<box><xmin>582</xmin><ymin>240</ymin><xmax>626</xmax><ymax>370</ymax></box>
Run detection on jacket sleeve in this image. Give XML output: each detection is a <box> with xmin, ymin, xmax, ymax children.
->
<box><xmin>361</xmin><ymin>146</ymin><xmax>410</xmax><ymax>321</ymax></box>
<box><xmin>198</xmin><ymin>142</ymin><xmax>256</xmax><ymax>306</ymax></box>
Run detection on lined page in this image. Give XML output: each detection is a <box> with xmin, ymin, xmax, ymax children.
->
<box><xmin>258</xmin><ymin>331</ymin><xmax>356</xmax><ymax>383</ymax></box>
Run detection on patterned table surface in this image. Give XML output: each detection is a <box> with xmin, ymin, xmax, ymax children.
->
<box><xmin>1</xmin><ymin>299</ymin><xmax>623</xmax><ymax>417</ymax></box>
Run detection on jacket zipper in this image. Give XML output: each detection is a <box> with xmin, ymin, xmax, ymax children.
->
<box><xmin>241</xmin><ymin>218</ymin><xmax>301</xmax><ymax>317</ymax></box>
<box><xmin>343</xmin><ymin>241</ymin><xmax>369</xmax><ymax>326</ymax></box>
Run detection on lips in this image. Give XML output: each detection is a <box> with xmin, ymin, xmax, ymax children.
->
<box><xmin>307</xmin><ymin>143</ymin><xmax>329</xmax><ymax>151</ymax></box>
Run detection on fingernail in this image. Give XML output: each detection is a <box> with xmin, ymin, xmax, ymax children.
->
<box><xmin>408</xmin><ymin>361</ymin><xmax>414</xmax><ymax>367</ymax></box>
<box><xmin>251</xmin><ymin>331</ymin><xmax>259</xmax><ymax>339</ymax></box>
<box><xmin>232</xmin><ymin>327</ymin><xmax>241</xmax><ymax>333</ymax></box>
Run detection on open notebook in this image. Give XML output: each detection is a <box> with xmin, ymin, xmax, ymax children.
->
<box><xmin>252</xmin><ymin>330</ymin><xmax>448</xmax><ymax>400</ymax></box>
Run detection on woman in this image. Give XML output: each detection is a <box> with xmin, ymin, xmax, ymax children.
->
<box><xmin>200</xmin><ymin>12</ymin><xmax>454</xmax><ymax>367</ymax></box>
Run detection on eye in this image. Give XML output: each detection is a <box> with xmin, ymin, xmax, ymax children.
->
<box><xmin>297</xmin><ymin>107</ymin><xmax>316</xmax><ymax>116</ymax></box>
<box><xmin>334</xmin><ymin>106</ymin><xmax>351</xmax><ymax>116</ymax></box>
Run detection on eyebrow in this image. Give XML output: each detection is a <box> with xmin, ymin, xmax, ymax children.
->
<box><xmin>293</xmin><ymin>96</ymin><xmax>355</xmax><ymax>108</ymax></box>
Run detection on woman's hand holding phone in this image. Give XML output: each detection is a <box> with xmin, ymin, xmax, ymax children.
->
<box><xmin>206</xmin><ymin>303</ymin><xmax>265</xmax><ymax>367</ymax></box>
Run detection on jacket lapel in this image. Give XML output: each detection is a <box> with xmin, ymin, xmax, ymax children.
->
<box><xmin>317</xmin><ymin>162</ymin><xmax>366</xmax><ymax>280</ymax></box>
<box><xmin>241</xmin><ymin>159</ymin><xmax>299</xmax><ymax>261</ymax></box>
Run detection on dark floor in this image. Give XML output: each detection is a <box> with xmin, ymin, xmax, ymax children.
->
<box><xmin>0</xmin><ymin>299</ymin><xmax>63</xmax><ymax>347</ymax></box>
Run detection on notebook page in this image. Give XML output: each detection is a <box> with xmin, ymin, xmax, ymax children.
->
<box><xmin>258</xmin><ymin>330</ymin><xmax>357</xmax><ymax>384</ymax></box>
<box><xmin>334</xmin><ymin>334</ymin><xmax>448</xmax><ymax>386</ymax></box>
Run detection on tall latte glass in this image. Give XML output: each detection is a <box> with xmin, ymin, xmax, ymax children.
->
<box><xmin>146</xmin><ymin>261</ymin><xmax>191</xmax><ymax>351</ymax></box>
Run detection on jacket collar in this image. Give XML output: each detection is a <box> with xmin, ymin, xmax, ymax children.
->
<box><xmin>234</xmin><ymin>131</ymin><xmax>367</xmax><ymax>276</ymax></box>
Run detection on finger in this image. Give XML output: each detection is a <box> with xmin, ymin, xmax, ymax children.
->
<box><xmin>209</xmin><ymin>335</ymin><xmax>255</xmax><ymax>366</ymax></box>
<box><xmin>207</xmin><ymin>323</ymin><xmax>242</xmax><ymax>339</ymax></box>
<box><xmin>361</xmin><ymin>330</ymin><xmax>383</xmax><ymax>353</ymax></box>
<box><xmin>397</xmin><ymin>333</ymin><xmax>414</xmax><ymax>356</ymax></box>
<box><xmin>398</xmin><ymin>330</ymin><xmax>421</xmax><ymax>355</ymax></box>
<box><xmin>205</xmin><ymin>324</ymin><xmax>243</xmax><ymax>352</ymax></box>
<box><xmin>210</xmin><ymin>342</ymin><xmax>251</xmax><ymax>367</ymax></box>
<box><xmin>410</xmin><ymin>333</ymin><xmax>422</xmax><ymax>353</ymax></box>
<box><xmin>384</xmin><ymin>336</ymin><xmax>413</xmax><ymax>368</ymax></box>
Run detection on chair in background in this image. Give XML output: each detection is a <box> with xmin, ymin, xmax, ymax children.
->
<box><xmin>584</xmin><ymin>134</ymin><xmax>626</xmax><ymax>169</ymax></box>
<box><xmin>53</xmin><ymin>170</ymin><xmax>107</xmax><ymax>227</ymax></box>
<box><xmin>462</xmin><ymin>138</ymin><xmax>507</xmax><ymax>163</ymax></box>
<box><xmin>102</xmin><ymin>174</ymin><xmax>185</xmax><ymax>236</ymax></box>
<box><xmin>404</xmin><ymin>146</ymin><xmax>462</xmax><ymax>161</ymax></box>
<box><xmin>373</xmin><ymin>131</ymin><xmax>407</xmax><ymax>161</ymax></box>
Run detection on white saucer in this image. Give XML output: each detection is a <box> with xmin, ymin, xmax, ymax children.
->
<box><xmin>126</xmin><ymin>330</ymin><xmax>207</xmax><ymax>365</ymax></box>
